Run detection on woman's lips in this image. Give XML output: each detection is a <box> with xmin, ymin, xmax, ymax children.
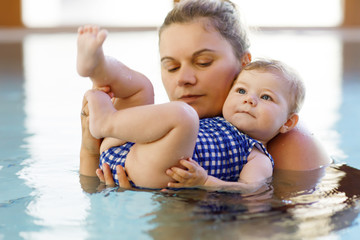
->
<box><xmin>179</xmin><ymin>95</ymin><xmax>203</xmax><ymax>103</ymax></box>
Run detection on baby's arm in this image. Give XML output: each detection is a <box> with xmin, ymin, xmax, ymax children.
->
<box><xmin>166</xmin><ymin>148</ymin><xmax>273</xmax><ymax>193</ymax></box>
<box><xmin>238</xmin><ymin>147</ymin><xmax>273</xmax><ymax>183</ymax></box>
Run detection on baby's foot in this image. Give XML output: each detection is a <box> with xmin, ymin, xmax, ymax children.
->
<box><xmin>85</xmin><ymin>90</ymin><xmax>115</xmax><ymax>139</ymax></box>
<box><xmin>77</xmin><ymin>25</ymin><xmax>108</xmax><ymax>77</ymax></box>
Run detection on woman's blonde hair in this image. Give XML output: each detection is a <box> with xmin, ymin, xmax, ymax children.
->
<box><xmin>159</xmin><ymin>0</ymin><xmax>250</xmax><ymax>60</ymax></box>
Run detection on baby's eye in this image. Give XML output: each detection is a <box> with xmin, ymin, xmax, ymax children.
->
<box><xmin>237</xmin><ymin>88</ymin><xmax>246</xmax><ymax>94</ymax></box>
<box><xmin>261</xmin><ymin>94</ymin><xmax>272</xmax><ymax>101</ymax></box>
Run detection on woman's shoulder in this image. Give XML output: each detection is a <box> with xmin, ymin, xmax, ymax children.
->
<box><xmin>267</xmin><ymin>122</ymin><xmax>331</xmax><ymax>170</ymax></box>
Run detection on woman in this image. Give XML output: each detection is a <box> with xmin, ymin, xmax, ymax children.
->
<box><xmin>79</xmin><ymin>0</ymin><xmax>330</xmax><ymax>188</ymax></box>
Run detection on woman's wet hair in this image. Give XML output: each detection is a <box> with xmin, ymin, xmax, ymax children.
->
<box><xmin>159</xmin><ymin>0</ymin><xmax>250</xmax><ymax>60</ymax></box>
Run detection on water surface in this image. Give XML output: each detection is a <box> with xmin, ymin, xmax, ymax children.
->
<box><xmin>0</xmin><ymin>28</ymin><xmax>360</xmax><ymax>239</ymax></box>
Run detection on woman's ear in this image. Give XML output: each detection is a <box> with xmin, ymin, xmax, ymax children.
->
<box><xmin>280</xmin><ymin>113</ymin><xmax>299</xmax><ymax>133</ymax></box>
<box><xmin>241</xmin><ymin>52</ymin><xmax>252</xmax><ymax>66</ymax></box>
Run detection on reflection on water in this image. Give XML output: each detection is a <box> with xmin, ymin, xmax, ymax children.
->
<box><xmin>0</xmin><ymin>42</ymin><xmax>41</xmax><ymax>238</ymax></box>
<box><xmin>0</xmin><ymin>28</ymin><xmax>360</xmax><ymax>239</ymax></box>
<box><xmin>76</xmin><ymin>163</ymin><xmax>360</xmax><ymax>239</ymax></box>
<box><xmin>140</xmin><ymin>164</ymin><xmax>360</xmax><ymax>240</ymax></box>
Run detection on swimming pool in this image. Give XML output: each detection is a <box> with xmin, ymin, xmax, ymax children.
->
<box><xmin>0</xmin><ymin>28</ymin><xmax>360</xmax><ymax>239</ymax></box>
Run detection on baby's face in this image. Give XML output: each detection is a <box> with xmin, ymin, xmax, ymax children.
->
<box><xmin>222</xmin><ymin>69</ymin><xmax>292</xmax><ymax>143</ymax></box>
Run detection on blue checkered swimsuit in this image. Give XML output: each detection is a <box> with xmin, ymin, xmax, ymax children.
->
<box><xmin>100</xmin><ymin>116</ymin><xmax>274</xmax><ymax>185</ymax></box>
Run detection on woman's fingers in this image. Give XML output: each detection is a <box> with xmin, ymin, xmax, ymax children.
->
<box><xmin>93</xmin><ymin>85</ymin><xmax>110</xmax><ymax>92</ymax></box>
<box><xmin>96</xmin><ymin>168</ymin><xmax>105</xmax><ymax>182</ymax></box>
<box><xmin>93</xmin><ymin>86</ymin><xmax>114</xmax><ymax>98</ymax></box>
<box><xmin>96</xmin><ymin>165</ymin><xmax>132</xmax><ymax>189</ymax></box>
<box><xmin>101</xmin><ymin>163</ymin><xmax>116</xmax><ymax>187</ymax></box>
<box><xmin>116</xmin><ymin>165</ymin><xmax>132</xmax><ymax>189</ymax></box>
<box><xmin>81</xmin><ymin>94</ymin><xmax>89</xmax><ymax>118</ymax></box>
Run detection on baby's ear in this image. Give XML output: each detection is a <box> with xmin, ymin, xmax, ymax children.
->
<box><xmin>280</xmin><ymin>113</ymin><xmax>299</xmax><ymax>133</ymax></box>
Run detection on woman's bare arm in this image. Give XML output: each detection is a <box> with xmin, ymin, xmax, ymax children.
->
<box><xmin>267</xmin><ymin>121</ymin><xmax>331</xmax><ymax>171</ymax></box>
<box><xmin>80</xmin><ymin>93</ymin><xmax>101</xmax><ymax>177</ymax></box>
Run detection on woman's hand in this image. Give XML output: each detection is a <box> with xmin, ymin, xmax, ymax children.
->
<box><xmin>79</xmin><ymin>86</ymin><xmax>114</xmax><ymax>176</ymax></box>
<box><xmin>96</xmin><ymin>164</ymin><xmax>132</xmax><ymax>189</ymax></box>
<box><xmin>166</xmin><ymin>158</ymin><xmax>208</xmax><ymax>188</ymax></box>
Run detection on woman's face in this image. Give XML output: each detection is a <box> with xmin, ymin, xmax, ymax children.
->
<box><xmin>159</xmin><ymin>20</ymin><xmax>242</xmax><ymax>118</ymax></box>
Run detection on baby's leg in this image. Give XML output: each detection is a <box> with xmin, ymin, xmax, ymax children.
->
<box><xmin>123</xmin><ymin>102</ymin><xmax>199</xmax><ymax>189</ymax></box>
<box><xmin>100</xmin><ymin>137</ymin><xmax>126</xmax><ymax>153</ymax></box>
<box><xmin>86</xmin><ymin>91</ymin><xmax>199</xmax><ymax>188</ymax></box>
<box><xmin>77</xmin><ymin>25</ymin><xmax>107</xmax><ymax>80</ymax></box>
<box><xmin>77</xmin><ymin>25</ymin><xmax>154</xmax><ymax>104</ymax></box>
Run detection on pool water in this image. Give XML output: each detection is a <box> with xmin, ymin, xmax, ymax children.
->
<box><xmin>0</xmin><ymin>28</ymin><xmax>360</xmax><ymax>239</ymax></box>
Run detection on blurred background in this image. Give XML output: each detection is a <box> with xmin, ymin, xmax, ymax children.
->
<box><xmin>0</xmin><ymin>0</ymin><xmax>359</xmax><ymax>28</ymax></box>
<box><xmin>0</xmin><ymin>0</ymin><xmax>360</xmax><ymax>163</ymax></box>
<box><xmin>0</xmin><ymin>1</ymin><xmax>360</xmax><ymax>239</ymax></box>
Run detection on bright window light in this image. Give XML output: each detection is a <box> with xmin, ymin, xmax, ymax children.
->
<box><xmin>22</xmin><ymin>0</ymin><xmax>173</xmax><ymax>27</ymax></box>
<box><xmin>234</xmin><ymin>0</ymin><xmax>343</xmax><ymax>27</ymax></box>
<box><xmin>22</xmin><ymin>0</ymin><xmax>342</xmax><ymax>28</ymax></box>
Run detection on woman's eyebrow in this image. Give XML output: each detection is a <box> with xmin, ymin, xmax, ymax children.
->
<box><xmin>160</xmin><ymin>56</ymin><xmax>174</xmax><ymax>62</ymax></box>
<box><xmin>193</xmin><ymin>49</ymin><xmax>215</xmax><ymax>57</ymax></box>
<box><xmin>161</xmin><ymin>49</ymin><xmax>215</xmax><ymax>62</ymax></box>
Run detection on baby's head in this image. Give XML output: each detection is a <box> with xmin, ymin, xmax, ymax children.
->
<box><xmin>223</xmin><ymin>59</ymin><xmax>306</xmax><ymax>144</ymax></box>
<box><xmin>242</xmin><ymin>59</ymin><xmax>305</xmax><ymax>115</ymax></box>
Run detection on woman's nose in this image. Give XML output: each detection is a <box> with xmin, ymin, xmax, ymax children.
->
<box><xmin>176</xmin><ymin>65</ymin><xmax>197</xmax><ymax>86</ymax></box>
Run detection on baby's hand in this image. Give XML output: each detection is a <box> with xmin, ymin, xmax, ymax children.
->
<box><xmin>166</xmin><ymin>158</ymin><xmax>208</xmax><ymax>188</ymax></box>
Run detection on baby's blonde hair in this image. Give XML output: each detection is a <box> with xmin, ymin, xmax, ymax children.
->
<box><xmin>242</xmin><ymin>59</ymin><xmax>306</xmax><ymax>114</ymax></box>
